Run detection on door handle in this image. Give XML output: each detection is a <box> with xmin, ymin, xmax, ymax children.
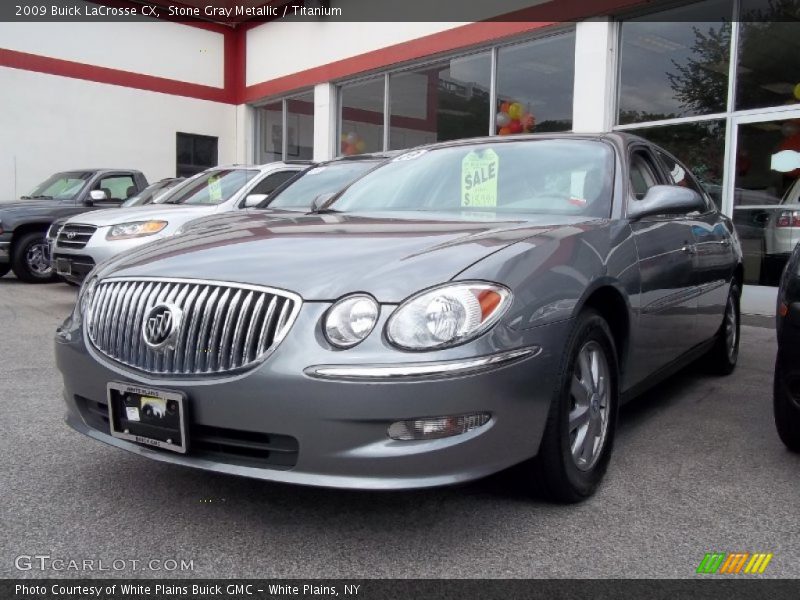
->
<box><xmin>718</xmin><ymin>239</ymin><xmax>731</xmax><ymax>247</ymax></box>
<box><xmin>681</xmin><ymin>244</ymin><xmax>697</xmax><ymax>255</ymax></box>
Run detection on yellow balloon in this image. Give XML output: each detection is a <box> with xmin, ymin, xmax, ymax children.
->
<box><xmin>795</xmin><ymin>83</ymin><xmax>800</xmax><ymax>101</ymax></box>
<box><xmin>508</xmin><ymin>102</ymin><xmax>523</xmax><ymax>120</ymax></box>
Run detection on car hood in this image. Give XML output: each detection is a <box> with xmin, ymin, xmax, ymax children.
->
<box><xmin>97</xmin><ymin>212</ymin><xmax>595</xmax><ymax>302</ymax></box>
<box><xmin>0</xmin><ymin>199</ymin><xmax>65</xmax><ymax>216</ymax></box>
<box><xmin>66</xmin><ymin>204</ymin><xmax>213</xmax><ymax>227</ymax></box>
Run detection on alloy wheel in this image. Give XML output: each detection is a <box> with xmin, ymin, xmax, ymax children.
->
<box><xmin>568</xmin><ymin>340</ymin><xmax>610</xmax><ymax>471</ymax></box>
<box><xmin>725</xmin><ymin>294</ymin><xmax>738</xmax><ymax>363</ymax></box>
<box><xmin>25</xmin><ymin>241</ymin><xmax>53</xmax><ymax>277</ymax></box>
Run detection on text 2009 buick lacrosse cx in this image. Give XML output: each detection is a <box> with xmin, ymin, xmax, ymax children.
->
<box><xmin>55</xmin><ymin>134</ymin><xmax>742</xmax><ymax>502</ymax></box>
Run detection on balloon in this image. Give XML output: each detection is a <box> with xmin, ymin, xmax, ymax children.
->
<box><xmin>523</xmin><ymin>114</ymin><xmax>536</xmax><ymax>132</ymax></box>
<box><xmin>498</xmin><ymin>127</ymin><xmax>512</xmax><ymax>136</ymax></box>
<box><xmin>509</xmin><ymin>119</ymin><xmax>523</xmax><ymax>134</ymax></box>
<box><xmin>500</xmin><ymin>101</ymin><xmax>511</xmax><ymax>114</ymax></box>
<box><xmin>496</xmin><ymin>112</ymin><xmax>511</xmax><ymax>128</ymax></box>
<box><xmin>355</xmin><ymin>140</ymin><xmax>366</xmax><ymax>153</ymax></box>
<box><xmin>508</xmin><ymin>102</ymin><xmax>523</xmax><ymax>120</ymax></box>
<box><xmin>794</xmin><ymin>82</ymin><xmax>800</xmax><ymax>101</ymax></box>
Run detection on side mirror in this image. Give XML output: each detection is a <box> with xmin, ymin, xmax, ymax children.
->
<box><xmin>85</xmin><ymin>190</ymin><xmax>108</xmax><ymax>206</ymax></box>
<box><xmin>310</xmin><ymin>192</ymin><xmax>336</xmax><ymax>213</ymax></box>
<box><xmin>628</xmin><ymin>185</ymin><xmax>704</xmax><ymax>220</ymax></box>
<box><xmin>244</xmin><ymin>193</ymin><xmax>268</xmax><ymax>208</ymax></box>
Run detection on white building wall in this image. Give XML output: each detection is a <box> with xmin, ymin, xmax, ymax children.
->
<box><xmin>246</xmin><ymin>21</ymin><xmax>466</xmax><ymax>87</ymax></box>
<box><xmin>0</xmin><ymin>68</ymin><xmax>237</xmax><ymax>200</ymax></box>
<box><xmin>0</xmin><ymin>21</ymin><xmax>225</xmax><ymax>88</ymax></box>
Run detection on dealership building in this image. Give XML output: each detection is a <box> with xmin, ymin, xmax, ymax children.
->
<box><xmin>1</xmin><ymin>0</ymin><xmax>798</xmax><ymax>289</ymax></box>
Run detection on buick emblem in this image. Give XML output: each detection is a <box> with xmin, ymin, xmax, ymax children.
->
<box><xmin>143</xmin><ymin>304</ymin><xmax>182</xmax><ymax>350</ymax></box>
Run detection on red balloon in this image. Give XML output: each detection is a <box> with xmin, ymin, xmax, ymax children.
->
<box><xmin>500</xmin><ymin>101</ymin><xmax>511</xmax><ymax>114</ymax></box>
<box><xmin>509</xmin><ymin>119</ymin><xmax>523</xmax><ymax>134</ymax></box>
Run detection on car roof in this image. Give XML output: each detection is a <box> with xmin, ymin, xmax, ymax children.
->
<box><xmin>391</xmin><ymin>132</ymin><xmax>651</xmax><ymax>154</ymax></box>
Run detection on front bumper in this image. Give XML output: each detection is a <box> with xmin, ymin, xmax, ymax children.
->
<box><xmin>55</xmin><ymin>304</ymin><xmax>570</xmax><ymax>490</ymax></box>
<box><xmin>52</xmin><ymin>252</ymin><xmax>95</xmax><ymax>282</ymax></box>
<box><xmin>51</xmin><ymin>230</ymin><xmax>168</xmax><ymax>280</ymax></box>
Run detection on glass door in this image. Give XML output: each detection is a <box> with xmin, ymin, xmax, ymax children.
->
<box><xmin>729</xmin><ymin>109</ymin><xmax>800</xmax><ymax>286</ymax></box>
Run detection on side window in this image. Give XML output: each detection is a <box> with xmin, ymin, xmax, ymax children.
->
<box><xmin>95</xmin><ymin>174</ymin><xmax>136</xmax><ymax>201</ymax></box>
<box><xmin>656</xmin><ymin>151</ymin><xmax>713</xmax><ymax>212</ymax></box>
<box><xmin>251</xmin><ymin>171</ymin><xmax>296</xmax><ymax>196</ymax></box>
<box><xmin>629</xmin><ymin>150</ymin><xmax>661</xmax><ymax>200</ymax></box>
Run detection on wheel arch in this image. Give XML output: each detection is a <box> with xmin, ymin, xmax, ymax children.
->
<box><xmin>574</xmin><ymin>281</ymin><xmax>631</xmax><ymax>381</ymax></box>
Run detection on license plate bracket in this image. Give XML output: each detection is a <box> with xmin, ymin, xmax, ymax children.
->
<box><xmin>56</xmin><ymin>258</ymin><xmax>71</xmax><ymax>276</ymax></box>
<box><xmin>107</xmin><ymin>382</ymin><xmax>188</xmax><ymax>454</ymax></box>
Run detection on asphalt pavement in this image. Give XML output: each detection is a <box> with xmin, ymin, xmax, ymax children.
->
<box><xmin>1</xmin><ymin>276</ymin><xmax>797</xmax><ymax>579</ymax></box>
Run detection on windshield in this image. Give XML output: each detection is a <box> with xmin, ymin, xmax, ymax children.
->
<box><xmin>330</xmin><ymin>140</ymin><xmax>615</xmax><ymax>218</ymax></box>
<box><xmin>163</xmin><ymin>169</ymin><xmax>258</xmax><ymax>205</ymax></box>
<box><xmin>24</xmin><ymin>171</ymin><xmax>93</xmax><ymax>201</ymax></box>
<box><xmin>265</xmin><ymin>161</ymin><xmax>380</xmax><ymax>209</ymax></box>
<box><xmin>121</xmin><ymin>179</ymin><xmax>182</xmax><ymax>208</ymax></box>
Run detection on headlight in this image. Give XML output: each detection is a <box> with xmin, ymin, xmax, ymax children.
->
<box><xmin>386</xmin><ymin>282</ymin><xmax>512</xmax><ymax>350</ymax></box>
<box><xmin>78</xmin><ymin>276</ymin><xmax>98</xmax><ymax>316</ymax></box>
<box><xmin>324</xmin><ymin>294</ymin><xmax>379</xmax><ymax>348</ymax></box>
<box><xmin>106</xmin><ymin>220</ymin><xmax>167</xmax><ymax>240</ymax></box>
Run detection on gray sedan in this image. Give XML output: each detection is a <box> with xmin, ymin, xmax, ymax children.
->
<box><xmin>55</xmin><ymin>134</ymin><xmax>742</xmax><ymax>502</ymax></box>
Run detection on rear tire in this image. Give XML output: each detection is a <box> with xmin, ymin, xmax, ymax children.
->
<box><xmin>705</xmin><ymin>282</ymin><xmax>740</xmax><ymax>375</ymax></box>
<box><xmin>774</xmin><ymin>360</ymin><xmax>800</xmax><ymax>452</ymax></box>
<box><xmin>11</xmin><ymin>232</ymin><xmax>57</xmax><ymax>283</ymax></box>
<box><xmin>530</xmin><ymin>309</ymin><xmax>619</xmax><ymax>503</ymax></box>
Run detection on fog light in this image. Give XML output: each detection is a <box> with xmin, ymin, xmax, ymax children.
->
<box><xmin>387</xmin><ymin>413</ymin><xmax>490</xmax><ymax>441</ymax></box>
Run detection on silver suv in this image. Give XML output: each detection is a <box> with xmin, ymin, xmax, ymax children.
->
<box><xmin>50</xmin><ymin>162</ymin><xmax>305</xmax><ymax>283</ymax></box>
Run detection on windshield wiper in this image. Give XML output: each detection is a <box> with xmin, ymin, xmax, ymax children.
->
<box><xmin>30</xmin><ymin>195</ymin><xmax>53</xmax><ymax>199</ymax></box>
<box><xmin>308</xmin><ymin>207</ymin><xmax>341</xmax><ymax>215</ymax></box>
<box><xmin>20</xmin><ymin>195</ymin><xmax>31</xmax><ymax>199</ymax></box>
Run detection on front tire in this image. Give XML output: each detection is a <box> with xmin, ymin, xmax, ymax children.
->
<box><xmin>11</xmin><ymin>232</ymin><xmax>57</xmax><ymax>283</ymax></box>
<box><xmin>532</xmin><ymin>309</ymin><xmax>619</xmax><ymax>503</ymax></box>
<box><xmin>774</xmin><ymin>360</ymin><xmax>800</xmax><ymax>452</ymax></box>
<box><xmin>705</xmin><ymin>282</ymin><xmax>740</xmax><ymax>375</ymax></box>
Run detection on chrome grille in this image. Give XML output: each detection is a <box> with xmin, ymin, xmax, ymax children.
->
<box><xmin>85</xmin><ymin>278</ymin><xmax>301</xmax><ymax>376</ymax></box>
<box><xmin>57</xmin><ymin>223</ymin><xmax>97</xmax><ymax>249</ymax></box>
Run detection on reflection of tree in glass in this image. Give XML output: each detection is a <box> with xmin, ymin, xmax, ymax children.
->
<box><xmin>629</xmin><ymin>121</ymin><xmax>726</xmax><ymax>187</ymax></box>
<box><xmin>666</xmin><ymin>24</ymin><xmax>730</xmax><ymax>116</ymax></box>
<box><xmin>735</xmin><ymin>0</ymin><xmax>800</xmax><ymax>109</ymax></box>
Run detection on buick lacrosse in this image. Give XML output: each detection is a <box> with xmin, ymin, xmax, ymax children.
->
<box><xmin>55</xmin><ymin>134</ymin><xmax>742</xmax><ymax>502</ymax></box>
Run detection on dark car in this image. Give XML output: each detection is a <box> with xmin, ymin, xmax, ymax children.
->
<box><xmin>0</xmin><ymin>169</ymin><xmax>147</xmax><ymax>282</ymax></box>
<box><xmin>121</xmin><ymin>178</ymin><xmax>185</xmax><ymax>208</ymax></box>
<box><xmin>775</xmin><ymin>243</ymin><xmax>800</xmax><ymax>451</ymax></box>
<box><xmin>55</xmin><ymin>134</ymin><xmax>742</xmax><ymax>503</ymax></box>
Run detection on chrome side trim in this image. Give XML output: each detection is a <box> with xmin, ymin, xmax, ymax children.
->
<box><xmin>306</xmin><ymin>347</ymin><xmax>541</xmax><ymax>380</ymax></box>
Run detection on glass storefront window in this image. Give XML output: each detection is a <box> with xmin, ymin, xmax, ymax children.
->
<box><xmin>496</xmin><ymin>31</ymin><xmax>575</xmax><ymax>134</ymax></box>
<box><xmin>339</xmin><ymin>78</ymin><xmax>385</xmax><ymax>156</ymax></box>
<box><xmin>388</xmin><ymin>52</ymin><xmax>491</xmax><ymax>151</ymax></box>
<box><xmin>736</xmin><ymin>0</ymin><xmax>800</xmax><ymax>111</ymax></box>
<box><xmin>624</xmin><ymin>120</ymin><xmax>726</xmax><ymax>208</ymax></box>
<box><xmin>286</xmin><ymin>92</ymin><xmax>314</xmax><ymax>160</ymax></box>
<box><xmin>258</xmin><ymin>101</ymin><xmax>283</xmax><ymax>163</ymax></box>
<box><xmin>257</xmin><ymin>94</ymin><xmax>314</xmax><ymax>163</ymax></box>
<box><xmin>732</xmin><ymin>117</ymin><xmax>800</xmax><ymax>286</ymax></box>
<box><xmin>617</xmin><ymin>0</ymin><xmax>732</xmax><ymax>125</ymax></box>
